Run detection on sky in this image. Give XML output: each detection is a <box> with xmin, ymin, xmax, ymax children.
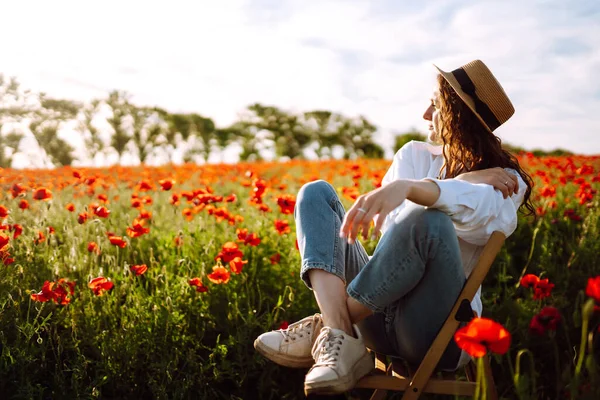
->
<box><xmin>1</xmin><ymin>0</ymin><xmax>600</xmax><ymax>167</ymax></box>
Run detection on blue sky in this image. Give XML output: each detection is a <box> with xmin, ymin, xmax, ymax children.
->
<box><xmin>1</xmin><ymin>0</ymin><xmax>599</xmax><ymax>166</ymax></box>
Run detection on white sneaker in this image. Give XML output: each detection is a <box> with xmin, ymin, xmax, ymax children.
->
<box><xmin>254</xmin><ymin>314</ymin><xmax>324</xmax><ymax>368</ymax></box>
<box><xmin>304</xmin><ymin>326</ymin><xmax>374</xmax><ymax>395</ymax></box>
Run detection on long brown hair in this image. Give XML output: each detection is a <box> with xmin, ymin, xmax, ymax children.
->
<box><xmin>436</xmin><ymin>74</ymin><xmax>535</xmax><ymax>217</ymax></box>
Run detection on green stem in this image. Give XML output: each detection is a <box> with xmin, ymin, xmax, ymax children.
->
<box><xmin>514</xmin><ymin>349</ymin><xmax>536</xmax><ymax>400</ymax></box>
<box><xmin>481</xmin><ymin>357</ymin><xmax>488</xmax><ymax>400</ymax></box>
<box><xmin>515</xmin><ymin>221</ymin><xmax>542</xmax><ymax>288</ymax></box>
<box><xmin>475</xmin><ymin>356</ymin><xmax>483</xmax><ymax>400</ymax></box>
<box><xmin>575</xmin><ymin>299</ymin><xmax>594</xmax><ymax>377</ymax></box>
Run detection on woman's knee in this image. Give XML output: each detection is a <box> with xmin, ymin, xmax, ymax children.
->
<box><xmin>297</xmin><ymin>180</ymin><xmax>336</xmax><ymax>206</ymax></box>
<box><xmin>390</xmin><ymin>207</ymin><xmax>454</xmax><ymax>236</ymax></box>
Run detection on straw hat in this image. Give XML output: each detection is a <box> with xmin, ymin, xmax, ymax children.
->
<box><xmin>434</xmin><ymin>60</ymin><xmax>514</xmax><ymax>132</ymax></box>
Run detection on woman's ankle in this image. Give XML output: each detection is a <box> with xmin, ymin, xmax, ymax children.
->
<box><xmin>323</xmin><ymin>317</ymin><xmax>355</xmax><ymax>337</ymax></box>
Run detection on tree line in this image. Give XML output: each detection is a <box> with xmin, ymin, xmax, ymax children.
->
<box><xmin>0</xmin><ymin>74</ymin><xmax>572</xmax><ymax>169</ymax></box>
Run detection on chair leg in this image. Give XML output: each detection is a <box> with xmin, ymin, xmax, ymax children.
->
<box><xmin>482</xmin><ymin>355</ymin><xmax>498</xmax><ymax>400</ymax></box>
<box><xmin>369</xmin><ymin>363</ymin><xmax>392</xmax><ymax>400</ymax></box>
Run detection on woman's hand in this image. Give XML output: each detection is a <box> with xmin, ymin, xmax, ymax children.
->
<box><xmin>340</xmin><ymin>180</ymin><xmax>410</xmax><ymax>244</ymax></box>
<box><xmin>455</xmin><ymin>168</ymin><xmax>519</xmax><ymax>198</ymax></box>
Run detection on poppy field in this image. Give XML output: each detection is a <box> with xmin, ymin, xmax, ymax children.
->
<box><xmin>1</xmin><ymin>152</ymin><xmax>600</xmax><ymax>399</ymax></box>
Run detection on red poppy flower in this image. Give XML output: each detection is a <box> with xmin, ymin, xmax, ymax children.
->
<box><xmin>11</xmin><ymin>224</ymin><xmax>23</xmax><ymax>239</ymax></box>
<box><xmin>53</xmin><ymin>278</ymin><xmax>75</xmax><ymax>305</ymax></box>
<box><xmin>126</xmin><ymin>219</ymin><xmax>150</xmax><ymax>238</ymax></box>
<box><xmin>236</xmin><ymin>228</ymin><xmax>249</xmax><ymax>241</ymax></box>
<box><xmin>454</xmin><ymin>317</ymin><xmax>511</xmax><ymax>358</ymax></box>
<box><xmin>529</xmin><ymin>306</ymin><xmax>561</xmax><ymax>336</ymax></box>
<box><xmin>77</xmin><ymin>212</ymin><xmax>88</xmax><ymax>224</ymax></box>
<box><xmin>11</xmin><ymin>183</ymin><xmax>27</xmax><ymax>198</ymax></box>
<box><xmin>533</xmin><ymin>279</ymin><xmax>555</xmax><ymax>300</ymax></box>
<box><xmin>174</xmin><ymin>236</ymin><xmax>183</xmax><ymax>247</ymax></box>
<box><xmin>2</xmin><ymin>254</ymin><xmax>15</xmax><ymax>265</ymax></box>
<box><xmin>88</xmin><ymin>277</ymin><xmax>114</xmax><ymax>296</ymax></box>
<box><xmin>31</xmin><ymin>280</ymin><xmax>55</xmax><ymax>303</ymax></box>
<box><xmin>258</xmin><ymin>204</ymin><xmax>271</xmax><ymax>212</ymax></box>
<box><xmin>215</xmin><ymin>242</ymin><xmax>244</xmax><ymax>263</ymax></box>
<box><xmin>225</xmin><ymin>193</ymin><xmax>237</xmax><ymax>203</ymax></box>
<box><xmin>159</xmin><ymin>179</ymin><xmax>175</xmax><ymax>191</ymax></box>
<box><xmin>138</xmin><ymin>210</ymin><xmax>152</xmax><ymax>220</ymax></box>
<box><xmin>87</xmin><ymin>241</ymin><xmax>100</xmax><ymax>255</ymax></box>
<box><xmin>243</xmin><ymin>233</ymin><xmax>261</xmax><ymax>246</ymax></box>
<box><xmin>137</xmin><ymin>180</ymin><xmax>154</xmax><ymax>191</ymax></box>
<box><xmin>66</xmin><ymin>203</ymin><xmax>76</xmax><ymax>212</ymax></box>
<box><xmin>0</xmin><ymin>233</ymin><xmax>9</xmax><ymax>251</ymax></box>
<box><xmin>31</xmin><ymin>279</ymin><xmax>75</xmax><ymax>305</ymax></box>
<box><xmin>188</xmin><ymin>277</ymin><xmax>208</xmax><ymax>293</ymax></box>
<box><xmin>229</xmin><ymin>257</ymin><xmax>248</xmax><ymax>274</ymax></box>
<box><xmin>131</xmin><ymin>199</ymin><xmax>143</xmax><ymax>208</ymax></box>
<box><xmin>93</xmin><ymin>206</ymin><xmax>111</xmax><ymax>218</ymax></box>
<box><xmin>0</xmin><ymin>205</ymin><xmax>9</xmax><ymax>218</ymax></box>
<box><xmin>207</xmin><ymin>265</ymin><xmax>231</xmax><ymax>284</ymax></box>
<box><xmin>33</xmin><ymin>187</ymin><xmax>53</xmax><ymax>201</ymax></box>
<box><xmin>520</xmin><ymin>274</ymin><xmax>539</xmax><ymax>288</ymax></box>
<box><xmin>276</xmin><ymin>194</ymin><xmax>296</xmax><ymax>215</ymax></box>
<box><xmin>35</xmin><ymin>231</ymin><xmax>45</xmax><ymax>244</ymax></box>
<box><xmin>109</xmin><ymin>236</ymin><xmax>127</xmax><ymax>248</ymax></box>
<box><xmin>279</xmin><ymin>321</ymin><xmax>289</xmax><ymax>330</ymax></box>
<box><xmin>586</xmin><ymin>276</ymin><xmax>600</xmax><ymax>303</ymax></box>
<box><xmin>274</xmin><ymin>219</ymin><xmax>291</xmax><ymax>235</ymax></box>
<box><xmin>270</xmin><ymin>253</ymin><xmax>281</xmax><ymax>265</ymax></box>
<box><xmin>18</xmin><ymin>200</ymin><xmax>29</xmax><ymax>210</ymax></box>
<box><xmin>130</xmin><ymin>264</ymin><xmax>148</xmax><ymax>276</ymax></box>
<box><xmin>539</xmin><ymin>185</ymin><xmax>556</xmax><ymax>198</ymax></box>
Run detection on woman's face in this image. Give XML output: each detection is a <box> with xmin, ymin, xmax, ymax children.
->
<box><xmin>423</xmin><ymin>87</ymin><xmax>442</xmax><ymax>144</ymax></box>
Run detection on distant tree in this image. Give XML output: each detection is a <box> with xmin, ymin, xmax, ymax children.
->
<box><xmin>78</xmin><ymin>99</ymin><xmax>104</xmax><ymax>164</ymax></box>
<box><xmin>335</xmin><ymin>115</ymin><xmax>381</xmax><ymax>159</ymax></box>
<box><xmin>393</xmin><ymin>129</ymin><xmax>426</xmax><ymax>153</ymax></box>
<box><xmin>105</xmin><ymin>90</ymin><xmax>133</xmax><ymax>164</ymax></box>
<box><xmin>153</xmin><ymin>111</ymin><xmax>193</xmax><ymax>163</ymax></box>
<box><xmin>0</xmin><ymin>132</ymin><xmax>24</xmax><ymax>168</ymax></box>
<box><xmin>184</xmin><ymin>113</ymin><xmax>216</xmax><ymax>163</ymax></box>
<box><xmin>304</xmin><ymin>110</ymin><xmax>341</xmax><ymax>159</ymax></box>
<box><xmin>246</xmin><ymin>103</ymin><xmax>312</xmax><ymax>159</ymax></box>
<box><xmin>213</xmin><ymin>127</ymin><xmax>234</xmax><ymax>161</ymax></box>
<box><xmin>129</xmin><ymin>105</ymin><xmax>163</xmax><ymax>164</ymax></box>
<box><xmin>29</xmin><ymin>94</ymin><xmax>81</xmax><ymax>166</ymax></box>
<box><xmin>0</xmin><ymin>74</ymin><xmax>30</xmax><ymax>168</ymax></box>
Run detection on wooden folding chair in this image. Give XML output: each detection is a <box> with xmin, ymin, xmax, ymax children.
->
<box><xmin>354</xmin><ymin>231</ymin><xmax>506</xmax><ymax>400</ymax></box>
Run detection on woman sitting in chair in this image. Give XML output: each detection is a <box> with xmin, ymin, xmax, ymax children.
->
<box><xmin>254</xmin><ymin>60</ymin><xmax>535</xmax><ymax>396</ymax></box>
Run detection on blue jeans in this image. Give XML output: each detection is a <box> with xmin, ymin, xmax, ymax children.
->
<box><xmin>295</xmin><ymin>180</ymin><xmax>465</xmax><ymax>370</ymax></box>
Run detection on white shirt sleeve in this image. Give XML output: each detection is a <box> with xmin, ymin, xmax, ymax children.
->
<box><xmin>425</xmin><ymin>169</ymin><xmax>526</xmax><ymax>245</ymax></box>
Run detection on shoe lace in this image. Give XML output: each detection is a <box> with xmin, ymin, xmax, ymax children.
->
<box><xmin>280</xmin><ymin>314</ymin><xmax>321</xmax><ymax>343</ymax></box>
<box><xmin>311</xmin><ymin>327</ymin><xmax>345</xmax><ymax>367</ymax></box>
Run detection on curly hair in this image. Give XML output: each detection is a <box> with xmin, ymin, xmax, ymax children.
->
<box><xmin>436</xmin><ymin>74</ymin><xmax>535</xmax><ymax>217</ymax></box>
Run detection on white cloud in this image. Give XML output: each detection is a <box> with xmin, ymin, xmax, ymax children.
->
<box><xmin>1</xmin><ymin>0</ymin><xmax>599</xmax><ymax>168</ymax></box>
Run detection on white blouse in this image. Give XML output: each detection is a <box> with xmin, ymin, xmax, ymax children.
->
<box><xmin>379</xmin><ymin>140</ymin><xmax>526</xmax><ymax>368</ymax></box>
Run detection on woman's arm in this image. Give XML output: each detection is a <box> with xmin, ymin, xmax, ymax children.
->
<box><xmin>340</xmin><ymin>171</ymin><xmax>525</xmax><ymax>245</ymax></box>
<box><xmin>407</xmin><ymin>171</ymin><xmax>527</xmax><ymax>245</ymax></box>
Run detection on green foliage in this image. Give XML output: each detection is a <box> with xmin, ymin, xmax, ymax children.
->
<box><xmin>393</xmin><ymin>130</ymin><xmax>427</xmax><ymax>153</ymax></box>
<box><xmin>1</xmin><ymin>157</ymin><xmax>599</xmax><ymax>399</ymax></box>
<box><xmin>106</xmin><ymin>91</ymin><xmax>132</xmax><ymax>163</ymax></box>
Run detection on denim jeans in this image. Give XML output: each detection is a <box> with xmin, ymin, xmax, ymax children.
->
<box><xmin>295</xmin><ymin>180</ymin><xmax>465</xmax><ymax>370</ymax></box>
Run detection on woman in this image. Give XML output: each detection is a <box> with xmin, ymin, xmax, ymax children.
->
<box><xmin>254</xmin><ymin>60</ymin><xmax>535</xmax><ymax>395</ymax></box>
